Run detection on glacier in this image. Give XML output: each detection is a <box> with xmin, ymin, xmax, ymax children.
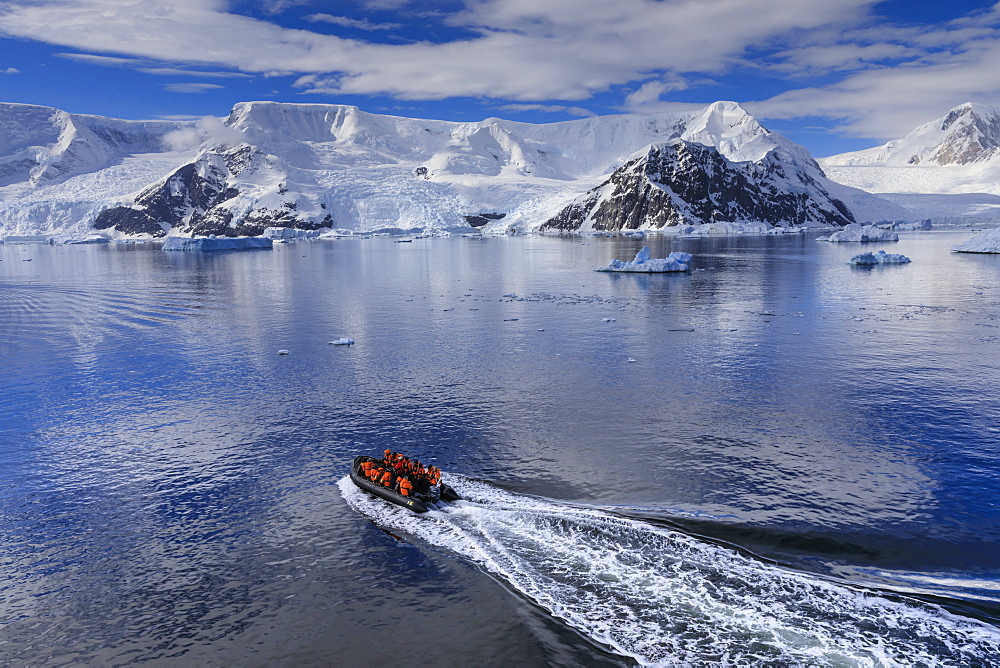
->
<box><xmin>0</xmin><ymin>100</ymin><xmax>905</xmax><ymax>238</ymax></box>
<box><xmin>820</xmin><ymin>102</ymin><xmax>1000</xmax><ymax>225</ymax></box>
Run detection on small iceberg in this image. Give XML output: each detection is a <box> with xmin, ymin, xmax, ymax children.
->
<box><xmin>850</xmin><ymin>250</ymin><xmax>911</xmax><ymax>265</ymax></box>
<box><xmin>596</xmin><ymin>246</ymin><xmax>692</xmax><ymax>273</ymax></box>
<box><xmin>163</xmin><ymin>236</ymin><xmax>273</xmax><ymax>251</ymax></box>
<box><xmin>953</xmin><ymin>227</ymin><xmax>1000</xmax><ymax>254</ymax></box>
<box><xmin>278</xmin><ymin>349</ymin><xmax>290</xmax><ymax>355</ymax></box>
<box><xmin>817</xmin><ymin>223</ymin><xmax>898</xmax><ymax>243</ymax></box>
<box><xmin>329</xmin><ymin>338</ymin><xmax>355</xmax><ymax>345</ymax></box>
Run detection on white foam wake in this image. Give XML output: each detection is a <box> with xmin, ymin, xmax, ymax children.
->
<box><xmin>338</xmin><ymin>476</ymin><xmax>1000</xmax><ymax>666</ymax></box>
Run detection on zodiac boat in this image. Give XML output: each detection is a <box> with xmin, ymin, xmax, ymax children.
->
<box><xmin>349</xmin><ymin>455</ymin><xmax>461</xmax><ymax>513</ymax></box>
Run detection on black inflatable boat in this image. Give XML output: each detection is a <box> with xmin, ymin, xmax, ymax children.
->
<box><xmin>350</xmin><ymin>455</ymin><xmax>461</xmax><ymax>513</ymax></box>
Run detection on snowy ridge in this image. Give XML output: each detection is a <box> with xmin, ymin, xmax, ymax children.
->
<box><xmin>0</xmin><ymin>100</ymin><xmax>903</xmax><ymax>238</ymax></box>
<box><xmin>0</xmin><ymin>102</ymin><xmax>187</xmax><ymax>189</ymax></box>
<box><xmin>820</xmin><ymin>102</ymin><xmax>1000</xmax><ymax>196</ymax></box>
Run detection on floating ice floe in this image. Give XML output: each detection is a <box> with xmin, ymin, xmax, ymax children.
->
<box><xmin>953</xmin><ymin>227</ymin><xmax>1000</xmax><ymax>254</ymax></box>
<box><xmin>163</xmin><ymin>236</ymin><xmax>273</xmax><ymax>251</ymax></box>
<box><xmin>329</xmin><ymin>338</ymin><xmax>355</xmax><ymax>345</ymax></box>
<box><xmin>817</xmin><ymin>223</ymin><xmax>898</xmax><ymax>242</ymax></box>
<box><xmin>278</xmin><ymin>349</ymin><xmax>289</xmax><ymax>355</ymax></box>
<box><xmin>850</xmin><ymin>250</ymin><xmax>911</xmax><ymax>265</ymax></box>
<box><xmin>596</xmin><ymin>246</ymin><xmax>692</xmax><ymax>273</ymax></box>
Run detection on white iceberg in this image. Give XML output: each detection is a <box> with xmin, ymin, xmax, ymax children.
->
<box><xmin>54</xmin><ymin>234</ymin><xmax>111</xmax><ymax>245</ymax></box>
<box><xmin>596</xmin><ymin>246</ymin><xmax>692</xmax><ymax>273</ymax></box>
<box><xmin>263</xmin><ymin>227</ymin><xmax>320</xmax><ymax>240</ymax></box>
<box><xmin>849</xmin><ymin>250</ymin><xmax>911</xmax><ymax>265</ymax></box>
<box><xmin>329</xmin><ymin>338</ymin><xmax>355</xmax><ymax>345</ymax></box>
<box><xmin>818</xmin><ymin>223</ymin><xmax>899</xmax><ymax>242</ymax></box>
<box><xmin>162</xmin><ymin>236</ymin><xmax>273</xmax><ymax>251</ymax></box>
<box><xmin>953</xmin><ymin>227</ymin><xmax>1000</xmax><ymax>253</ymax></box>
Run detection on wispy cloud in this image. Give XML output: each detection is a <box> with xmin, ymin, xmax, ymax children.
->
<box><xmin>163</xmin><ymin>82</ymin><xmax>225</xmax><ymax>93</ymax></box>
<box><xmin>498</xmin><ymin>104</ymin><xmax>596</xmax><ymax>117</ymax></box>
<box><xmin>3</xmin><ymin>66</ymin><xmax>19</xmax><ymax>74</ymax></box>
<box><xmin>56</xmin><ymin>52</ymin><xmax>140</xmax><ymax>67</ymax></box>
<box><xmin>140</xmin><ymin>67</ymin><xmax>250</xmax><ymax>78</ymax></box>
<box><xmin>57</xmin><ymin>52</ymin><xmax>247</xmax><ymax>78</ymax></box>
<box><xmin>305</xmin><ymin>14</ymin><xmax>401</xmax><ymax>31</ymax></box>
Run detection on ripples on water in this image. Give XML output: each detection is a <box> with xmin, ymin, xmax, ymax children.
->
<box><xmin>2</xmin><ymin>234</ymin><xmax>999</xmax><ymax>665</ymax></box>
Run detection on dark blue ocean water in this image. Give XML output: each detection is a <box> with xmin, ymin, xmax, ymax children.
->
<box><xmin>2</xmin><ymin>231</ymin><xmax>999</xmax><ymax>665</ymax></box>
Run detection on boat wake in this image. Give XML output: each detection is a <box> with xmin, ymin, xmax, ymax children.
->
<box><xmin>338</xmin><ymin>475</ymin><xmax>1000</xmax><ymax>666</ymax></box>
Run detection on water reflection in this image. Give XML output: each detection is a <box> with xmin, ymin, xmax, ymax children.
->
<box><xmin>2</xmin><ymin>233</ymin><xmax>999</xmax><ymax>664</ymax></box>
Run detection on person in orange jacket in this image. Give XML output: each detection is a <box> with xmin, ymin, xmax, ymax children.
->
<box><xmin>398</xmin><ymin>476</ymin><xmax>413</xmax><ymax>497</ymax></box>
<box><xmin>379</xmin><ymin>469</ymin><xmax>395</xmax><ymax>488</ymax></box>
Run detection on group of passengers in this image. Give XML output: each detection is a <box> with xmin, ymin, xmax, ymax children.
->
<box><xmin>358</xmin><ymin>450</ymin><xmax>443</xmax><ymax>498</ymax></box>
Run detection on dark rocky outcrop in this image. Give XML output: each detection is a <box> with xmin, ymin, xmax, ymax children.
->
<box><xmin>541</xmin><ymin>140</ymin><xmax>855</xmax><ymax>232</ymax></box>
<box><xmin>463</xmin><ymin>212</ymin><xmax>506</xmax><ymax>227</ymax></box>
<box><xmin>94</xmin><ymin>145</ymin><xmax>333</xmax><ymax>237</ymax></box>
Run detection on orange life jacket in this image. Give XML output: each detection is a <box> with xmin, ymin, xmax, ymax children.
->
<box><xmin>380</xmin><ymin>471</ymin><xmax>393</xmax><ymax>486</ymax></box>
<box><xmin>399</xmin><ymin>478</ymin><xmax>413</xmax><ymax>496</ymax></box>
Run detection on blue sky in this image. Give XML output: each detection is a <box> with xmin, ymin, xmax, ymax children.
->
<box><xmin>1</xmin><ymin>0</ymin><xmax>998</xmax><ymax>156</ymax></box>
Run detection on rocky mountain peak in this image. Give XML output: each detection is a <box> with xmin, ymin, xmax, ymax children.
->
<box><xmin>540</xmin><ymin>138</ymin><xmax>855</xmax><ymax>232</ymax></box>
<box><xmin>929</xmin><ymin>102</ymin><xmax>1000</xmax><ymax>165</ymax></box>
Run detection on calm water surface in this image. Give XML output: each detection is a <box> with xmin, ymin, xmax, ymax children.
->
<box><xmin>2</xmin><ymin>232</ymin><xmax>999</xmax><ymax>665</ymax></box>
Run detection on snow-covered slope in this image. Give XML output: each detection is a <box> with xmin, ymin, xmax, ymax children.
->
<box><xmin>820</xmin><ymin>103</ymin><xmax>1000</xmax><ymax>196</ymax></box>
<box><xmin>0</xmin><ymin>100</ymin><xmax>903</xmax><ymax>237</ymax></box>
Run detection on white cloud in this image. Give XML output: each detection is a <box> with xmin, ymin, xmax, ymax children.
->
<box><xmin>3</xmin><ymin>66</ymin><xmax>19</xmax><ymax>74</ymax></box>
<box><xmin>141</xmin><ymin>67</ymin><xmax>250</xmax><ymax>78</ymax></box>
<box><xmin>498</xmin><ymin>103</ymin><xmax>596</xmax><ymax>117</ymax></box>
<box><xmin>749</xmin><ymin>8</ymin><xmax>1000</xmax><ymax>140</ymax></box>
<box><xmin>163</xmin><ymin>115</ymin><xmax>244</xmax><ymax>150</ymax></box>
<box><xmin>164</xmin><ymin>82</ymin><xmax>225</xmax><ymax>93</ymax></box>
<box><xmin>57</xmin><ymin>52</ymin><xmax>246</xmax><ymax>78</ymax></box>
<box><xmin>305</xmin><ymin>14</ymin><xmax>401</xmax><ymax>31</ymax></box>
<box><xmin>624</xmin><ymin>78</ymin><xmax>692</xmax><ymax>110</ymax></box>
<box><xmin>56</xmin><ymin>52</ymin><xmax>141</xmax><ymax>66</ymax></box>
<box><xmin>0</xmin><ymin>0</ymin><xmax>877</xmax><ymax>102</ymax></box>
<box><xmin>4</xmin><ymin>0</ymin><xmax>1000</xmax><ymax>141</ymax></box>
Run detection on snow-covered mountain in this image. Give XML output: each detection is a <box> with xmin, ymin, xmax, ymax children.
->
<box><xmin>0</xmin><ymin>100</ymin><xmax>902</xmax><ymax>238</ymax></box>
<box><xmin>541</xmin><ymin>139</ymin><xmax>855</xmax><ymax>232</ymax></box>
<box><xmin>820</xmin><ymin>103</ymin><xmax>1000</xmax><ymax>196</ymax></box>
